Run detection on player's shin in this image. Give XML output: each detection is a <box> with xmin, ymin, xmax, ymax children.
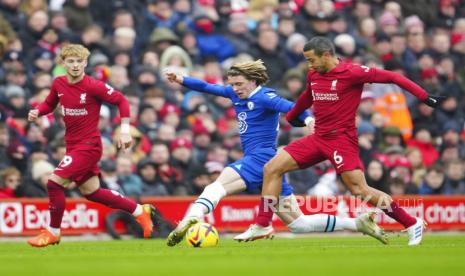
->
<box><xmin>287</xmin><ymin>214</ymin><xmax>356</xmax><ymax>233</ymax></box>
<box><xmin>256</xmin><ymin>196</ymin><xmax>278</xmax><ymax>227</ymax></box>
<box><xmin>186</xmin><ymin>181</ymin><xmax>227</xmax><ymax>218</ymax></box>
<box><xmin>47</xmin><ymin>180</ymin><xmax>66</xmax><ymax>236</ymax></box>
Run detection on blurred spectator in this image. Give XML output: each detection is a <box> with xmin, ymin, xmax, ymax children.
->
<box><xmin>407</xmin><ymin>127</ymin><xmax>439</xmax><ymax>167</ymax></box>
<box><xmin>63</xmin><ymin>0</ymin><xmax>94</xmax><ymax>33</ymax></box>
<box><xmin>443</xmin><ymin>159</ymin><xmax>465</xmax><ymax>194</ymax></box>
<box><xmin>0</xmin><ymin>167</ymin><xmax>21</xmax><ymax>198</ymax></box>
<box><xmin>250</xmin><ymin>28</ymin><xmax>287</xmax><ymax>87</ymax></box>
<box><xmin>116</xmin><ymin>155</ymin><xmax>144</xmax><ymax>196</ymax></box>
<box><xmin>419</xmin><ymin>165</ymin><xmax>446</xmax><ymax>195</ymax></box>
<box><xmin>205</xmin><ymin>160</ymin><xmax>224</xmax><ymax>182</ymax></box>
<box><xmin>378</xmin><ymin>125</ymin><xmax>404</xmax><ymax>153</ymax></box>
<box><xmin>137</xmin><ymin>158</ymin><xmax>168</xmax><ymax>196</ymax></box>
<box><xmin>358</xmin><ymin>121</ymin><xmax>377</xmax><ymax>167</ymax></box>
<box><xmin>405</xmin><ymin>147</ymin><xmax>427</xmax><ymax>187</ymax></box>
<box><xmin>18</xmin><ymin>160</ymin><xmax>54</xmax><ymax>197</ymax></box>
<box><xmin>100</xmin><ymin>159</ymin><xmax>125</xmax><ymax>195</ymax></box>
<box><xmin>186</xmin><ymin>164</ymin><xmax>210</xmax><ymax>195</ymax></box>
<box><xmin>365</xmin><ymin>159</ymin><xmax>388</xmax><ymax>194</ymax></box>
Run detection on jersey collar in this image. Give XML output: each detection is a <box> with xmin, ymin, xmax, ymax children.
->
<box><xmin>247</xmin><ymin>85</ymin><xmax>262</xmax><ymax>99</ymax></box>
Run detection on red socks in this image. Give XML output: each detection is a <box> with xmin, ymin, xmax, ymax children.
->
<box><xmin>383</xmin><ymin>201</ymin><xmax>417</xmax><ymax>228</ymax></box>
<box><xmin>47</xmin><ymin>180</ymin><xmax>66</xmax><ymax>229</ymax></box>
<box><xmin>85</xmin><ymin>188</ymin><xmax>137</xmax><ymax>213</ymax></box>
<box><xmin>256</xmin><ymin>197</ymin><xmax>276</xmax><ymax>227</ymax></box>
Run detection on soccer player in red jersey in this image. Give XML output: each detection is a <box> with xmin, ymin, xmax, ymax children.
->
<box><xmin>26</xmin><ymin>44</ymin><xmax>156</xmax><ymax>247</ymax></box>
<box><xmin>237</xmin><ymin>37</ymin><xmax>444</xmax><ymax>246</ymax></box>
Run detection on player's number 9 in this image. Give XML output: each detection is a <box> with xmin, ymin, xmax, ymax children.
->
<box><xmin>59</xmin><ymin>155</ymin><xmax>73</xmax><ymax>168</ymax></box>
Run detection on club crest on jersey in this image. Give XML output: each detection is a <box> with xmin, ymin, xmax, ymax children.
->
<box><xmin>331</xmin><ymin>80</ymin><xmax>338</xmax><ymax>90</ymax></box>
<box><xmin>80</xmin><ymin>93</ymin><xmax>87</xmax><ymax>104</ymax></box>
<box><xmin>247</xmin><ymin>101</ymin><xmax>254</xmax><ymax>110</ymax></box>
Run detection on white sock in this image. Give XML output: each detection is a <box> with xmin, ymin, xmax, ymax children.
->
<box><xmin>47</xmin><ymin>226</ymin><xmax>61</xmax><ymax>236</ymax></box>
<box><xmin>132</xmin><ymin>204</ymin><xmax>143</xmax><ymax>216</ymax></box>
<box><xmin>186</xmin><ymin>182</ymin><xmax>226</xmax><ymax>219</ymax></box>
<box><xmin>287</xmin><ymin>214</ymin><xmax>357</xmax><ymax>233</ymax></box>
<box><xmin>333</xmin><ymin>217</ymin><xmax>357</xmax><ymax>231</ymax></box>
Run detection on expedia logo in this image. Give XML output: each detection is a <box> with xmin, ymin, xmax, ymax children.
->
<box><xmin>0</xmin><ymin>203</ymin><xmax>23</xmax><ymax>234</ymax></box>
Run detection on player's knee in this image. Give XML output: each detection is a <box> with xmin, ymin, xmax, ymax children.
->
<box><xmin>264</xmin><ymin>161</ymin><xmax>282</xmax><ymax>176</ymax></box>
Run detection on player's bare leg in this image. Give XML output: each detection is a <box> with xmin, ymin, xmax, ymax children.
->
<box><xmin>234</xmin><ymin>152</ymin><xmax>299</xmax><ymax>241</ymax></box>
<box><xmin>79</xmin><ymin>176</ymin><xmax>156</xmax><ymax>238</ymax></box>
<box><xmin>167</xmin><ymin>167</ymin><xmax>247</xmax><ymax>246</ymax></box>
<box><xmin>341</xmin><ymin>170</ymin><xmax>423</xmax><ymax>245</ymax></box>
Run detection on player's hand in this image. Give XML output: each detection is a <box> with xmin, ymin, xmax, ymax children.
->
<box><xmin>423</xmin><ymin>95</ymin><xmax>446</xmax><ymax>108</ymax></box>
<box><xmin>305</xmin><ymin>117</ymin><xmax>315</xmax><ymax>134</ymax></box>
<box><xmin>118</xmin><ymin>132</ymin><xmax>133</xmax><ymax>151</ymax></box>
<box><xmin>28</xmin><ymin>109</ymin><xmax>39</xmax><ymax>122</ymax></box>
<box><xmin>164</xmin><ymin>69</ymin><xmax>183</xmax><ymax>84</ymax></box>
<box><xmin>288</xmin><ymin>118</ymin><xmax>306</xmax><ymax>127</ymax></box>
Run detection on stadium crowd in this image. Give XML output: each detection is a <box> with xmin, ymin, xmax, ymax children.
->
<box><xmin>0</xmin><ymin>0</ymin><xmax>465</xmax><ymax>199</ymax></box>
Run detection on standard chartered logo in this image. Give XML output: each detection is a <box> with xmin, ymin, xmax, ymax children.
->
<box><xmin>237</xmin><ymin>112</ymin><xmax>248</xmax><ymax>134</ymax></box>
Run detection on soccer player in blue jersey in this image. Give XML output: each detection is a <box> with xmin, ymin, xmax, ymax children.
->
<box><xmin>164</xmin><ymin>60</ymin><xmax>387</xmax><ymax>246</ymax></box>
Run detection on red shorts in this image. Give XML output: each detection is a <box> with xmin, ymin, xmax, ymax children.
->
<box><xmin>284</xmin><ymin>132</ymin><xmax>364</xmax><ymax>174</ymax></box>
<box><xmin>54</xmin><ymin>139</ymin><xmax>102</xmax><ymax>185</ymax></box>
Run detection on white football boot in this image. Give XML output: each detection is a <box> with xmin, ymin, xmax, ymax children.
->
<box><xmin>355</xmin><ymin>212</ymin><xmax>389</xmax><ymax>244</ymax></box>
<box><xmin>166</xmin><ymin>217</ymin><xmax>200</xmax><ymax>247</ymax></box>
<box><xmin>404</xmin><ymin>217</ymin><xmax>427</xmax><ymax>246</ymax></box>
<box><xmin>233</xmin><ymin>224</ymin><xmax>274</xmax><ymax>242</ymax></box>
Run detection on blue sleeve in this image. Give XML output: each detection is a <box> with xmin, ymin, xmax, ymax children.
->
<box><xmin>262</xmin><ymin>92</ymin><xmax>311</xmax><ymax>121</ymax></box>
<box><xmin>182</xmin><ymin>77</ymin><xmax>233</xmax><ymax>98</ymax></box>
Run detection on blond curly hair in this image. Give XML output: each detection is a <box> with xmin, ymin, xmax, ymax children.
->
<box><xmin>57</xmin><ymin>44</ymin><xmax>90</xmax><ymax>64</ymax></box>
<box><xmin>227</xmin><ymin>59</ymin><xmax>269</xmax><ymax>86</ymax></box>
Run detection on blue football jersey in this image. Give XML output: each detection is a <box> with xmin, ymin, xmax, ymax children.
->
<box><xmin>183</xmin><ymin>77</ymin><xmax>310</xmax><ymax>155</ymax></box>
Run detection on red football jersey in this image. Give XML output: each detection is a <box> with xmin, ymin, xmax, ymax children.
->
<box><xmin>307</xmin><ymin>62</ymin><xmax>374</xmax><ymax>137</ymax></box>
<box><xmin>288</xmin><ymin>61</ymin><xmax>428</xmax><ymax>138</ymax></box>
<box><xmin>38</xmin><ymin>75</ymin><xmax>130</xmax><ymax>144</ymax></box>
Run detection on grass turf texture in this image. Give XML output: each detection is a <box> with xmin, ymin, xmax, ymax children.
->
<box><xmin>1</xmin><ymin>235</ymin><xmax>464</xmax><ymax>276</ymax></box>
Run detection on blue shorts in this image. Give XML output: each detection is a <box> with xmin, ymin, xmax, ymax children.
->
<box><xmin>228</xmin><ymin>150</ymin><xmax>293</xmax><ymax>196</ymax></box>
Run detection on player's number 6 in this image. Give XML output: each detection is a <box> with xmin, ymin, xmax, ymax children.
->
<box><xmin>333</xmin><ymin>151</ymin><xmax>343</xmax><ymax>164</ymax></box>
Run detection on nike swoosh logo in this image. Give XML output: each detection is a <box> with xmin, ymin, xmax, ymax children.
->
<box><xmin>336</xmin><ymin>164</ymin><xmax>344</xmax><ymax>169</ymax></box>
<box><xmin>431</xmin><ymin>99</ymin><xmax>437</xmax><ymax>103</ymax></box>
<box><xmin>311</xmin><ymin>82</ymin><xmax>317</xmax><ymax>85</ymax></box>
<box><xmin>58</xmin><ymin>94</ymin><xmax>64</xmax><ymax>97</ymax></box>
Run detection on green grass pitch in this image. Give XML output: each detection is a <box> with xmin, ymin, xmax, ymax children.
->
<box><xmin>1</xmin><ymin>234</ymin><xmax>464</xmax><ymax>276</ymax></box>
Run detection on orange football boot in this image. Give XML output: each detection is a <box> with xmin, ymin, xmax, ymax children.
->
<box><xmin>27</xmin><ymin>229</ymin><xmax>60</xmax><ymax>247</ymax></box>
<box><xmin>135</xmin><ymin>204</ymin><xmax>155</xmax><ymax>238</ymax></box>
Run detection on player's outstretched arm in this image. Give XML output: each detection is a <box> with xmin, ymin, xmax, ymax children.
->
<box><xmin>372</xmin><ymin>69</ymin><xmax>444</xmax><ymax>108</ymax></box>
<box><xmin>163</xmin><ymin>69</ymin><xmax>231</xmax><ymax>98</ymax></box>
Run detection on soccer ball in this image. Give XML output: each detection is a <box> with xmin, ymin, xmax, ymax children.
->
<box><xmin>185</xmin><ymin>222</ymin><xmax>219</xmax><ymax>248</ymax></box>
